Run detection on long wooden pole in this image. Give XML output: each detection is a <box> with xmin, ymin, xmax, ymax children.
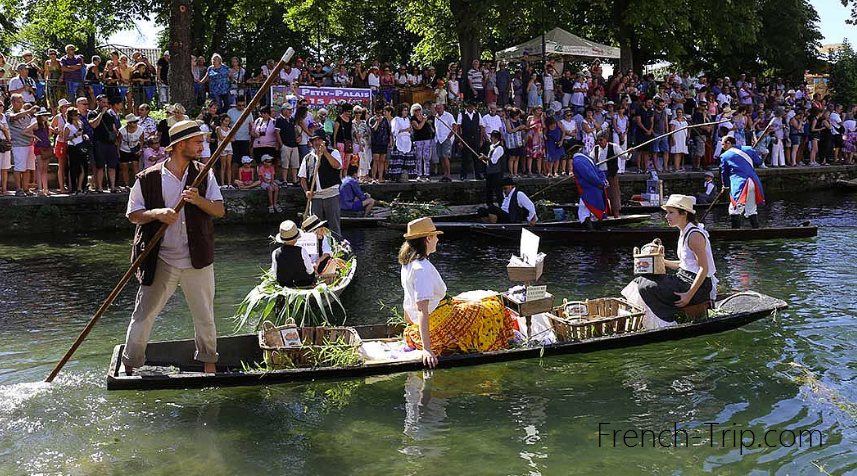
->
<box><xmin>698</xmin><ymin>116</ymin><xmax>776</xmax><ymax>221</ymax></box>
<box><xmin>433</xmin><ymin>113</ymin><xmax>487</xmax><ymax>163</ymax></box>
<box><xmin>44</xmin><ymin>48</ymin><xmax>296</xmax><ymax>383</ymax></box>
<box><xmin>531</xmin><ymin>119</ymin><xmax>730</xmax><ymax>199</ymax></box>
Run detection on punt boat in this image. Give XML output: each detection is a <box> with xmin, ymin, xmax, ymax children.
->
<box><xmin>106</xmin><ymin>293</ymin><xmax>786</xmax><ymax>390</ymax></box>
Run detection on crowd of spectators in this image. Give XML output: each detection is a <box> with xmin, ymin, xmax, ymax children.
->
<box><xmin>1</xmin><ymin>45</ymin><xmax>855</xmax><ymax>201</ymax></box>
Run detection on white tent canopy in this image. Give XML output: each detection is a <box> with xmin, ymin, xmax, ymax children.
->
<box><xmin>495</xmin><ymin>27</ymin><xmax>620</xmax><ymax>61</ymax></box>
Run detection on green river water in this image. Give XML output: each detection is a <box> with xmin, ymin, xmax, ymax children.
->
<box><xmin>0</xmin><ymin>191</ymin><xmax>855</xmax><ymax>475</ymax></box>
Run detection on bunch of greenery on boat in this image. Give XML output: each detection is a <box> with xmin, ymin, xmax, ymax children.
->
<box><xmin>533</xmin><ymin>200</ymin><xmax>564</xmax><ymax>221</ymax></box>
<box><xmin>242</xmin><ymin>336</ymin><xmax>363</xmax><ymax>371</ymax></box>
<box><xmin>390</xmin><ymin>199</ymin><xmax>451</xmax><ymax>224</ymax></box>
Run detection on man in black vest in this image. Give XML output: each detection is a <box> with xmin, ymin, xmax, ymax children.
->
<box><xmin>271</xmin><ymin>220</ymin><xmax>316</xmax><ymax>287</ymax></box>
<box><xmin>456</xmin><ymin>100</ymin><xmax>484</xmax><ymax>180</ymax></box>
<box><xmin>591</xmin><ymin>131</ymin><xmax>623</xmax><ymax>218</ymax></box>
<box><xmin>299</xmin><ymin>129</ymin><xmax>343</xmax><ymax>236</ymax></box>
<box><xmin>484</xmin><ymin>177</ymin><xmax>538</xmax><ymax>225</ymax></box>
<box><xmin>123</xmin><ymin>120</ymin><xmax>226</xmax><ymax>375</ymax></box>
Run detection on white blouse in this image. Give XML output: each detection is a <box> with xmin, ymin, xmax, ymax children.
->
<box><xmin>678</xmin><ymin>223</ymin><xmax>718</xmax><ymax>300</ymax></box>
<box><xmin>401</xmin><ymin>258</ymin><xmax>447</xmax><ymax>322</ymax></box>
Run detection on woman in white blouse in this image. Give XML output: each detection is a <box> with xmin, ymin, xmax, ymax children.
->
<box><xmin>400</xmin><ymin>218</ymin><xmax>517</xmax><ymax>368</ymax></box>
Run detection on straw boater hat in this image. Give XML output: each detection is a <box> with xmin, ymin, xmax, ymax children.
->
<box><xmin>57</xmin><ymin>98</ymin><xmax>71</xmax><ymax>108</ymax></box>
<box><xmin>274</xmin><ymin>220</ymin><xmax>301</xmax><ymax>244</ymax></box>
<box><xmin>125</xmin><ymin>113</ymin><xmax>139</xmax><ymax>123</ymax></box>
<box><xmin>403</xmin><ymin>217</ymin><xmax>444</xmax><ymax>240</ymax></box>
<box><xmin>302</xmin><ymin>214</ymin><xmax>327</xmax><ymax>233</ymax></box>
<box><xmin>662</xmin><ymin>194</ymin><xmax>697</xmax><ymax>213</ymax></box>
<box><xmin>165</xmin><ymin>120</ymin><xmax>207</xmax><ymax>151</ymax></box>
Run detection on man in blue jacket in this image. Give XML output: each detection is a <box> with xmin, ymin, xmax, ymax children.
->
<box><xmin>571</xmin><ymin>151</ymin><xmax>610</xmax><ymax>230</ymax></box>
<box><xmin>719</xmin><ymin>135</ymin><xmax>765</xmax><ymax>228</ymax></box>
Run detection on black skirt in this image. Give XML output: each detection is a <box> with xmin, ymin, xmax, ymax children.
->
<box><xmin>633</xmin><ymin>268</ymin><xmax>712</xmax><ymax>322</ymax></box>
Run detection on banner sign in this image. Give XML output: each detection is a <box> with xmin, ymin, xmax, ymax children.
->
<box><xmin>295</xmin><ymin>86</ymin><xmax>372</xmax><ymax>106</ymax></box>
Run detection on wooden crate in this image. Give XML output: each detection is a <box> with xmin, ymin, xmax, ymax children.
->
<box><xmin>507</xmin><ymin>258</ymin><xmax>544</xmax><ymax>282</ymax></box>
<box><xmin>547</xmin><ymin>298</ymin><xmax>644</xmax><ymax>341</ymax></box>
<box><xmin>501</xmin><ymin>292</ymin><xmax>554</xmax><ymax>316</ymax></box>
<box><xmin>258</xmin><ymin>322</ymin><xmax>362</xmax><ymax>369</ymax></box>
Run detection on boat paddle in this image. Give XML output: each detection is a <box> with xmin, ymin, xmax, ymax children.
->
<box><xmin>699</xmin><ymin>117</ymin><xmax>776</xmax><ymax>221</ymax></box>
<box><xmin>44</xmin><ymin>48</ymin><xmax>296</xmax><ymax>383</ymax></box>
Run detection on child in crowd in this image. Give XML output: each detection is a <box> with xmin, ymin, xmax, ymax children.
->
<box><xmin>34</xmin><ymin>109</ymin><xmax>53</xmax><ymax>196</ymax></box>
<box><xmin>696</xmin><ymin>171</ymin><xmax>717</xmax><ymax>204</ymax></box>
<box><xmin>234</xmin><ymin>156</ymin><xmax>259</xmax><ymax>189</ymax></box>
<box><xmin>142</xmin><ymin>137</ymin><xmax>168</xmax><ymax>169</ymax></box>
<box><xmin>216</xmin><ymin>115</ymin><xmax>233</xmax><ymax>189</ymax></box>
<box><xmin>198</xmin><ymin>119</ymin><xmax>212</xmax><ymax>163</ymax></box>
<box><xmin>258</xmin><ymin>154</ymin><xmax>281</xmax><ymax>213</ymax></box>
<box><xmin>434</xmin><ymin>79</ymin><xmax>447</xmax><ymax>106</ymax></box>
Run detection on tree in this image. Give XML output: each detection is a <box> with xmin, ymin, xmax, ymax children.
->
<box><xmin>829</xmin><ymin>41</ymin><xmax>857</xmax><ymax>105</ymax></box>
<box><xmin>842</xmin><ymin>0</ymin><xmax>857</xmax><ymax>24</ymax></box>
<box><xmin>167</xmin><ymin>0</ymin><xmax>194</xmax><ymax>108</ymax></box>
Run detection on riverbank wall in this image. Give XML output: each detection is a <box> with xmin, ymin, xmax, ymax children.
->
<box><xmin>1</xmin><ymin>165</ymin><xmax>855</xmax><ymax>235</ymax></box>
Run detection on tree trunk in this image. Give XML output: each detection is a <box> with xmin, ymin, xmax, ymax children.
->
<box><xmin>168</xmin><ymin>0</ymin><xmax>195</xmax><ymax>108</ymax></box>
<box><xmin>450</xmin><ymin>0</ymin><xmax>482</xmax><ymax>70</ymax></box>
<box><xmin>613</xmin><ymin>0</ymin><xmax>634</xmax><ymax>74</ymax></box>
<box><xmin>209</xmin><ymin>5</ymin><xmax>229</xmax><ymax>54</ymax></box>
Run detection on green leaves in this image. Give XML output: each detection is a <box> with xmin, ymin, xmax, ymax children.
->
<box><xmin>829</xmin><ymin>41</ymin><xmax>857</xmax><ymax>106</ymax></box>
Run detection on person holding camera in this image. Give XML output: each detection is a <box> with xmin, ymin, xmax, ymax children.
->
<box><xmin>298</xmin><ymin>129</ymin><xmax>342</xmax><ymax>236</ymax></box>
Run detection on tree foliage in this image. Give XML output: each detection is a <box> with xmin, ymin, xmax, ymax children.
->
<box><xmin>829</xmin><ymin>40</ymin><xmax>857</xmax><ymax>105</ymax></box>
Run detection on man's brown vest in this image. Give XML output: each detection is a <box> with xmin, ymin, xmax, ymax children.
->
<box><xmin>132</xmin><ymin>160</ymin><xmax>214</xmax><ymax>286</ymax></box>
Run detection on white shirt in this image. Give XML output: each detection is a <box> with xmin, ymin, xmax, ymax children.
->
<box><xmin>126</xmin><ymin>161</ymin><xmax>223</xmax><ymax>269</ymax></box>
<box><xmin>480</xmin><ymin>113</ymin><xmax>503</xmax><ymax>140</ymax></box>
<box><xmin>488</xmin><ymin>143</ymin><xmax>504</xmax><ymax>164</ymax></box>
<box><xmin>571</xmin><ymin>81</ymin><xmax>586</xmax><ymax>106</ymax></box>
<box><xmin>280</xmin><ymin>68</ymin><xmax>300</xmax><ymax>84</ymax></box>
<box><xmin>64</xmin><ymin>122</ymin><xmax>84</xmax><ymax>146</ymax></box>
<box><xmin>298</xmin><ymin>149</ymin><xmax>343</xmax><ymax>199</ymax></box>
<box><xmin>543</xmin><ymin>73</ymin><xmax>554</xmax><ymax>91</ymax></box>
<box><xmin>844</xmin><ymin>119</ymin><xmax>856</xmax><ymax>134</ymax></box>
<box><xmin>306</xmin><ymin>232</ymin><xmax>334</xmax><ymax>263</ymax></box>
<box><xmin>9</xmin><ymin>76</ymin><xmax>35</xmax><ymax>103</ymax></box>
<box><xmin>401</xmin><ymin>258</ymin><xmax>447</xmax><ymax>321</ymax></box>
<box><xmin>118</xmin><ymin>125</ymin><xmax>144</xmax><ymax>153</ymax></box>
<box><xmin>434</xmin><ymin>111</ymin><xmax>456</xmax><ymax>143</ymax></box>
<box><xmin>560</xmin><ymin>119</ymin><xmax>577</xmax><ymax>139</ymax></box>
<box><xmin>367</xmin><ymin>72</ymin><xmax>380</xmax><ymax>88</ymax></box>
<box><xmin>829</xmin><ymin>112</ymin><xmax>842</xmax><ymax>135</ymax></box>
<box><xmin>271</xmin><ymin>246</ymin><xmax>314</xmax><ymax>276</ymax></box>
<box><xmin>677</xmin><ymin>222</ymin><xmax>718</xmax><ymax>300</ymax></box>
<box><xmin>501</xmin><ymin>187</ymin><xmax>537</xmax><ymax>222</ymax></box>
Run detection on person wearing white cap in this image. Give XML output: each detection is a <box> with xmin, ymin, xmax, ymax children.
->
<box><xmin>8</xmin><ymin>63</ymin><xmax>36</xmax><ymax>103</ymax></box>
<box><xmin>622</xmin><ymin>194</ymin><xmax>718</xmax><ymax>329</ymax></box>
<box><xmin>50</xmin><ymin>98</ymin><xmax>73</xmax><ymax>193</ymax></box>
<box><xmin>122</xmin><ymin>119</ymin><xmax>225</xmax><ymax>376</ymax></box>
<box><xmin>234</xmin><ymin>155</ymin><xmax>259</xmax><ymax>189</ymax></box>
<box><xmin>118</xmin><ymin>113</ymin><xmax>144</xmax><ymax>187</ymax></box>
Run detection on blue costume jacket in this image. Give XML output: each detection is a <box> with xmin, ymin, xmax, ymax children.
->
<box><xmin>719</xmin><ymin>146</ymin><xmax>765</xmax><ymax>206</ymax></box>
<box><xmin>339</xmin><ymin>176</ymin><xmax>366</xmax><ymax>211</ymax></box>
<box><xmin>571</xmin><ymin>152</ymin><xmax>609</xmax><ymax>219</ymax></box>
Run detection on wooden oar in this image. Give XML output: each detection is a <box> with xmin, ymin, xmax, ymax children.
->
<box><xmin>44</xmin><ymin>48</ymin><xmax>296</xmax><ymax>383</ymax></box>
<box><xmin>698</xmin><ymin>117</ymin><xmax>776</xmax><ymax>221</ymax></box>
<box><xmin>302</xmin><ymin>144</ymin><xmax>324</xmax><ymax>219</ymax></box>
<box><xmin>433</xmin><ymin>113</ymin><xmax>488</xmax><ymax>164</ymax></box>
<box><xmin>531</xmin><ymin>119</ymin><xmax>730</xmax><ymax>199</ymax></box>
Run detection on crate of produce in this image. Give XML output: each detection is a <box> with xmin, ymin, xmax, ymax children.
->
<box><xmin>501</xmin><ymin>291</ymin><xmax>555</xmax><ymax>317</ymax></box>
<box><xmin>507</xmin><ymin>257</ymin><xmax>545</xmax><ymax>282</ymax></box>
<box><xmin>547</xmin><ymin>297</ymin><xmax>644</xmax><ymax>341</ymax></box>
<box><xmin>258</xmin><ymin>320</ymin><xmax>363</xmax><ymax>369</ymax></box>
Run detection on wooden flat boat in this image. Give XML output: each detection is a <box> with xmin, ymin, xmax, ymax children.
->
<box><xmin>385</xmin><ymin>214</ymin><xmax>652</xmax><ymax>233</ymax></box>
<box><xmin>623</xmin><ymin>201</ymin><xmax>728</xmax><ymax>214</ymax></box>
<box><xmin>470</xmin><ymin>223</ymin><xmax>818</xmax><ymax>244</ymax></box>
<box><xmin>280</xmin><ymin>255</ymin><xmax>357</xmax><ymax>298</ymax></box>
<box><xmin>834</xmin><ymin>179</ymin><xmax>857</xmax><ymax>190</ymax></box>
<box><xmin>106</xmin><ymin>293</ymin><xmax>786</xmax><ymax>390</ymax></box>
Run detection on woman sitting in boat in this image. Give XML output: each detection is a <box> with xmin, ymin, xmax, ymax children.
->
<box><xmin>483</xmin><ymin>177</ymin><xmax>538</xmax><ymax>225</ymax></box>
<box><xmin>302</xmin><ymin>214</ymin><xmax>334</xmax><ymax>274</ymax></box>
<box><xmin>399</xmin><ymin>218</ymin><xmax>517</xmax><ymax>368</ymax></box>
<box><xmin>621</xmin><ymin>194</ymin><xmax>718</xmax><ymax>329</ymax></box>
<box><xmin>271</xmin><ymin>220</ymin><xmax>316</xmax><ymax>288</ymax></box>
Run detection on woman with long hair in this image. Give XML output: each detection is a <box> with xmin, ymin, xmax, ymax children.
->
<box><xmin>33</xmin><ymin>110</ymin><xmax>54</xmax><ymax>196</ymax></box>
<box><xmin>505</xmin><ymin>108</ymin><xmax>525</xmax><ymax>177</ymax></box>
<box><xmin>369</xmin><ymin>106</ymin><xmax>392</xmax><ymax>183</ymax></box>
<box><xmin>809</xmin><ymin>107</ymin><xmax>824</xmax><ymax>166</ymax></box>
<box><xmin>398</xmin><ymin>218</ymin><xmax>517</xmax><ymax>368</ymax></box>
<box><xmin>389</xmin><ymin>103</ymin><xmax>415</xmax><ymax>181</ymax></box>
<box><xmin>525</xmin><ymin>105</ymin><xmax>545</xmax><ymax>176</ymax></box>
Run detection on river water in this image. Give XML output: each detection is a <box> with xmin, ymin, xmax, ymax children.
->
<box><xmin>0</xmin><ymin>191</ymin><xmax>855</xmax><ymax>475</ymax></box>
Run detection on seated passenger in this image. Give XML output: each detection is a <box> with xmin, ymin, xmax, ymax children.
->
<box><xmin>399</xmin><ymin>217</ymin><xmax>517</xmax><ymax>368</ymax></box>
<box><xmin>482</xmin><ymin>177</ymin><xmax>538</xmax><ymax>225</ymax></box>
<box><xmin>695</xmin><ymin>171</ymin><xmax>717</xmax><ymax>205</ymax></box>
<box><xmin>621</xmin><ymin>194</ymin><xmax>718</xmax><ymax>329</ymax></box>
<box><xmin>302</xmin><ymin>214</ymin><xmax>334</xmax><ymax>274</ymax></box>
<box><xmin>270</xmin><ymin>220</ymin><xmax>315</xmax><ymax>288</ymax></box>
<box><xmin>340</xmin><ymin>164</ymin><xmax>376</xmax><ymax>217</ymax></box>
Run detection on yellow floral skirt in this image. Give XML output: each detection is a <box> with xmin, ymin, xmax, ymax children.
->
<box><xmin>404</xmin><ymin>296</ymin><xmax>517</xmax><ymax>355</ymax></box>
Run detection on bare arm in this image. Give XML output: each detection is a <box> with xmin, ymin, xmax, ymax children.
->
<box><xmin>416</xmin><ymin>300</ymin><xmax>437</xmax><ymax>368</ymax></box>
<box><xmin>674</xmin><ymin>233</ymin><xmax>709</xmax><ymax>307</ymax></box>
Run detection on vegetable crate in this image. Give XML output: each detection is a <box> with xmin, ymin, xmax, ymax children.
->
<box><xmin>258</xmin><ymin>320</ymin><xmax>363</xmax><ymax>369</ymax></box>
<box><xmin>547</xmin><ymin>298</ymin><xmax>644</xmax><ymax>342</ymax></box>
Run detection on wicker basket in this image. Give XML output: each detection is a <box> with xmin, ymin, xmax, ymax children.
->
<box><xmin>633</xmin><ymin>238</ymin><xmax>666</xmax><ymax>275</ymax></box>
<box><xmin>258</xmin><ymin>320</ymin><xmax>363</xmax><ymax>369</ymax></box>
<box><xmin>548</xmin><ymin>298</ymin><xmax>645</xmax><ymax>342</ymax></box>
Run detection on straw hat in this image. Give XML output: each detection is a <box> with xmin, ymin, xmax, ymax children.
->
<box><xmin>662</xmin><ymin>194</ymin><xmax>697</xmax><ymax>213</ymax></box>
<box><xmin>57</xmin><ymin>98</ymin><xmax>71</xmax><ymax>108</ymax></box>
<box><xmin>274</xmin><ymin>220</ymin><xmax>301</xmax><ymax>244</ymax></box>
<box><xmin>302</xmin><ymin>214</ymin><xmax>327</xmax><ymax>233</ymax></box>
<box><xmin>721</xmin><ymin>105</ymin><xmax>733</xmax><ymax>117</ymax></box>
<box><xmin>403</xmin><ymin>217</ymin><xmax>444</xmax><ymax>240</ymax></box>
<box><xmin>165</xmin><ymin>120</ymin><xmax>206</xmax><ymax>151</ymax></box>
<box><xmin>35</xmin><ymin>107</ymin><xmax>51</xmax><ymax>117</ymax></box>
<box><xmin>125</xmin><ymin>113</ymin><xmax>139</xmax><ymax>122</ymax></box>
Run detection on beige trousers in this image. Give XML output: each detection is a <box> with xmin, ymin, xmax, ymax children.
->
<box><xmin>122</xmin><ymin>259</ymin><xmax>219</xmax><ymax>368</ymax></box>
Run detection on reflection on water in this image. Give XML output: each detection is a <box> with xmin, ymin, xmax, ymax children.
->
<box><xmin>0</xmin><ymin>191</ymin><xmax>856</xmax><ymax>474</ymax></box>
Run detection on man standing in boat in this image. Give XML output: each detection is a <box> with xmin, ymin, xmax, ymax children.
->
<box><xmin>571</xmin><ymin>150</ymin><xmax>610</xmax><ymax>230</ymax></box>
<box><xmin>122</xmin><ymin>120</ymin><xmax>225</xmax><ymax>375</ymax></box>
<box><xmin>299</xmin><ymin>129</ymin><xmax>343</xmax><ymax>237</ymax></box>
<box><xmin>591</xmin><ymin>131</ymin><xmax>623</xmax><ymax>218</ymax></box>
<box><xmin>719</xmin><ymin>135</ymin><xmax>765</xmax><ymax>229</ymax></box>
